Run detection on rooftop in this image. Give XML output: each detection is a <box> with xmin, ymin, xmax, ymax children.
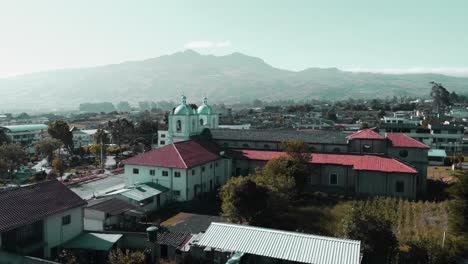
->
<box><xmin>348</xmin><ymin>129</ymin><xmax>385</xmax><ymax>140</ymax></box>
<box><xmin>236</xmin><ymin>150</ymin><xmax>417</xmax><ymax>174</ymax></box>
<box><xmin>210</xmin><ymin>129</ymin><xmax>348</xmax><ymax>145</ymax></box>
<box><xmin>161</xmin><ymin>212</ymin><xmax>228</xmax><ymax>234</ymax></box>
<box><xmin>386</xmin><ymin>133</ymin><xmax>430</xmax><ymax>149</ymax></box>
<box><xmin>123</xmin><ymin>140</ymin><xmax>220</xmax><ymax>169</ymax></box>
<box><xmin>0</xmin><ymin>180</ymin><xmax>86</xmax><ymax>232</ymax></box>
<box><xmin>0</xmin><ymin>124</ymin><xmax>48</xmax><ymax>133</ymax></box>
<box><xmin>86</xmin><ymin>197</ymin><xmax>144</xmax><ymax>216</ymax></box>
<box><xmin>120</xmin><ymin>182</ymin><xmax>169</xmax><ymax>202</ymax></box>
<box><xmin>196</xmin><ymin>222</ymin><xmax>361</xmax><ymax>264</ymax></box>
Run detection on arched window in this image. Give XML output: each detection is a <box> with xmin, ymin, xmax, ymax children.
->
<box><xmin>176</xmin><ymin>120</ymin><xmax>182</xmax><ymax>132</ymax></box>
<box><xmin>333</xmin><ymin>147</ymin><xmax>341</xmax><ymax>153</ymax></box>
<box><xmin>200</xmin><ymin>119</ymin><xmax>204</xmax><ymax>126</ymax></box>
<box><xmin>399</xmin><ymin>149</ymin><xmax>408</xmax><ymax>158</ymax></box>
<box><xmin>264</xmin><ymin>144</ymin><xmax>270</xmax><ymax>149</ymax></box>
<box><xmin>309</xmin><ymin>146</ymin><xmax>316</xmax><ymax>152</ymax></box>
<box><xmin>192</xmin><ymin>119</ymin><xmax>195</xmax><ymax>131</ymax></box>
<box><xmin>362</xmin><ymin>144</ymin><xmax>372</xmax><ymax>153</ymax></box>
<box><xmin>242</xmin><ymin>143</ymin><xmax>249</xmax><ymax>148</ymax></box>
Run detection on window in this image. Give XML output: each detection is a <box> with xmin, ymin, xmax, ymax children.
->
<box><xmin>209</xmin><ymin>164</ymin><xmax>213</xmax><ymax>169</ymax></box>
<box><xmin>133</xmin><ymin>168</ymin><xmax>139</xmax><ymax>174</ymax></box>
<box><xmin>329</xmin><ymin>173</ymin><xmax>338</xmax><ymax>185</ymax></box>
<box><xmin>160</xmin><ymin>140</ymin><xmax>165</xmax><ymax>145</ymax></box>
<box><xmin>223</xmin><ymin>143</ymin><xmax>229</xmax><ymax>147</ymax></box>
<box><xmin>161</xmin><ymin>134</ymin><xmax>166</xmax><ymax>138</ymax></box>
<box><xmin>62</xmin><ymin>215</ymin><xmax>71</xmax><ymax>226</ymax></box>
<box><xmin>396</xmin><ymin>181</ymin><xmax>405</xmax><ymax>193</ymax></box>
<box><xmin>399</xmin><ymin>149</ymin><xmax>408</xmax><ymax>158</ymax></box>
<box><xmin>264</xmin><ymin>144</ymin><xmax>270</xmax><ymax>149</ymax></box>
<box><xmin>176</xmin><ymin>120</ymin><xmax>182</xmax><ymax>132</ymax></box>
<box><xmin>201</xmin><ymin>166</ymin><xmax>205</xmax><ymax>172</ymax></box>
<box><xmin>362</xmin><ymin>144</ymin><xmax>372</xmax><ymax>153</ymax></box>
<box><xmin>333</xmin><ymin>147</ymin><xmax>341</xmax><ymax>153</ymax></box>
<box><xmin>192</xmin><ymin>169</ymin><xmax>195</xmax><ymax>175</ymax></box>
<box><xmin>150</xmin><ymin>170</ymin><xmax>155</xmax><ymax>176</ymax></box>
<box><xmin>242</xmin><ymin>143</ymin><xmax>249</xmax><ymax>148</ymax></box>
<box><xmin>215</xmin><ymin>162</ymin><xmax>218</xmax><ymax>167</ymax></box>
<box><xmin>174</xmin><ymin>171</ymin><xmax>181</xmax><ymax>177</ymax></box>
<box><xmin>309</xmin><ymin>146</ymin><xmax>316</xmax><ymax>152</ymax></box>
<box><xmin>162</xmin><ymin>171</ymin><xmax>168</xmax><ymax>177</ymax></box>
<box><xmin>173</xmin><ymin>190</ymin><xmax>181</xmax><ymax>196</ymax></box>
<box><xmin>200</xmin><ymin>119</ymin><xmax>204</xmax><ymax>125</ymax></box>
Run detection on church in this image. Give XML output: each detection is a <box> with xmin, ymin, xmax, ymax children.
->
<box><xmin>124</xmin><ymin>96</ymin><xmax>429</xmax><ymax>204</ymax></box>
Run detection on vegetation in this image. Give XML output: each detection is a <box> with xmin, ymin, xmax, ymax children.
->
<box><xmin>48</xmin><ymin>120</ymin><xmax>74</xmax><ymax>152</ymax></box>
<box><xmin>35</xmin><ymin>138</ymin><xmax>62</xmax><ymax>162</ymax></box>
<box><xmin>447</xmin><ymin>171</ymin><xmax>468</xmax><ymax>255</ymax></box>
<box><xmin>0</xmin><ymin>143</ymin><xmax>28</xmax><ymax>180</ymax></box>
<box><xmin>108</xmin><ymin>248</ymin><xmax>145</xmax><ymax>264</ymax></box>
<box><xmin>430</xmin><ymin>81</ymin><xmax>451</xmax><ymax>113</ymax></box>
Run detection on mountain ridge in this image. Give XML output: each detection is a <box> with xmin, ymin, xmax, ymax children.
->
<box><xmin>0</xmin><ymin>50</ymin><xmax>467</xmax><ymax>110</ymax></box>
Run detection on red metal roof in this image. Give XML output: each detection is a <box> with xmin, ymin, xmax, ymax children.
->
<box><xmin>348</xmin><ymin>129</ymin><xmax>385</xmax><ymax>140</ymax></box>
<box><xmin>123</xmin><ymin>140</ymin><xmax>220</xmax><ymax>169</ymax></box>
<box><xmin>237</xmin><ymin>150</ymin><xmax>417</xmax><ymax>174</ymax></box>
<box><xmin>386</xmin><ymin>133</ymin><xmax>430</xmax><ymax>149</ymax></box>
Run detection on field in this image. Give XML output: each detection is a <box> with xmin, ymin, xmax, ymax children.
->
<box><xmin>287</xmin><ymin>195</ymin><xmax>448</xmax><ymax>246</ymax></box>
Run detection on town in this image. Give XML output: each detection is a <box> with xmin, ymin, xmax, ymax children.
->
<box><xmin>0</xmin><ymin>80</ymin><xmax>467</xmax><ymax>264</ymax></box>
<box><xmin>1</xmin><ymin>1</ymin><xmax>468</xmax><ymax>263</ymax></box>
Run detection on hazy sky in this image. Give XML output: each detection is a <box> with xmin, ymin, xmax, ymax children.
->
<box><xmin>1</xmin><ymin>0</ymin><xmax>468</xmax><ymax>77</ymax></box>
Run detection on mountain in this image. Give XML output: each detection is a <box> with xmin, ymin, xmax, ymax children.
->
<box><xmin>1</xmin><ymin>50</ymin><xmax>467</xmax><ymax>111</ymax></box>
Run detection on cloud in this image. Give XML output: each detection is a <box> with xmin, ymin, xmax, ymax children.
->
<box><xmin>184</xmin><ymin>40</ymin><xmax>231</xmax><ymax>49</ymax></box>
<box><xmin>344</xmin><ymin>67</ymin><xmax>468</xmax><ymax>77</ymax></box>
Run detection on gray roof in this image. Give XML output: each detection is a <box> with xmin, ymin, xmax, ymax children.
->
<box><xmin>161</xmin><ymin>212</ymin><xmax>228</xmax><ymax>234</ymax></box>
<box><xmin>210</xmin><ymin>129</ymin><xmax>348</xmax><ymax>145</ymax></box>
<box><xmin>196</xmin><ymin>222</ymin><xmax>361</xmax><ymax>264</ymax></box>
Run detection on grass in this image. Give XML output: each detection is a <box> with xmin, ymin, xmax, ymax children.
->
<box><xmin>284</xmin><ymin>194</ymin><xmax>448</xmax><ymax>246</ymax></box>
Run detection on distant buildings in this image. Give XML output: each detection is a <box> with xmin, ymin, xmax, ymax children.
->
<box><xmin>0</xmin><ymin>124</ymin><xmax>49</xmax><ymax>153</ymax></box>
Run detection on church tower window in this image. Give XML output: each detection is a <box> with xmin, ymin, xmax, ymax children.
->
<box><xmin>176</xmin><ymin>120</ymin><xmax>182</xmax><ymax>132</ymax></box>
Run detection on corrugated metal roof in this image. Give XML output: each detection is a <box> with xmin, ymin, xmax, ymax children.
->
<box><xmin>428</xmin><ymin>149</ymin><xmax>447</xmax><ymax>158</ymax></box>
<box><xmin>120</xmin><ymin>182</ymin><xmax>168</xmax><ymax>202</ymax></box>
<box><xmin>196</xmin><ymin>223</ymin><xmax>361</xmax><ymax>264</ymax></box>
<box><xmin>1</xmin><ymin>124</ymin><xmax>48</xmax><ymax>133</ymax></box>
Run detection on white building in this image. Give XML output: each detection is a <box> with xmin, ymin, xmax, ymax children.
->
<box><xmin>0</xmin><ymin>180</ymin><xmax>86</xmax><ymax>259</ymax></box>
<box><xmin>0</xmin><ymin>124</ymin><xmax>49</xmax><ymax>153</ymax></box>
<box><xmin>158</xmin><ymin>96</ymin><xmax>219</xmax><ymax>147</ymax></box>
<box><xmin>123</xmin><ymin>139</ymin><xmax>231</xmax><ymax>202</ymax></box>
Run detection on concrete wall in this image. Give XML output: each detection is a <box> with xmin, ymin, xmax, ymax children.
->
<box><xmin>84</xmin><ymin>209</ymin><xmax>105</xmax><ymax>231</ymax></box>
<box><xmin>348</xmin><ymin>139</ymin><xmax>387</xmax><ymax>154</ymax></box>
<box><xmin>43</xmin><ymin>207</ymin><xmax>84</xmax><ymax>258</ymax></box>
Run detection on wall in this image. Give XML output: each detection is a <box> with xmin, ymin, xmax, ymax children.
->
<box><xmin>348</xmin><ymin>139</ymin><xmax>387</xmax><ymax>154</ymax></box>
<box><xmin>84</xmin><ymin>209</ymin><xmax>105</xmax><ymax>231</ymax></box>
<box><xmin>43</xmin><ymin>207</ymin><xmax>83</xmax><ymax>258</ymax></box>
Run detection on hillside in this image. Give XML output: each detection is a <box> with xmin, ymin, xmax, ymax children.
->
<box><xmin>1</xmin><ymin>50</ymin><xmax>467</xmax><ymax>110</ymax></box>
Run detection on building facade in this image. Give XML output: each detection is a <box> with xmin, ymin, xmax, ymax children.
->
<box><xmin>0</xmin><ymin>124</ymin><xmax>49</xmax><ymax>154</ymax></box>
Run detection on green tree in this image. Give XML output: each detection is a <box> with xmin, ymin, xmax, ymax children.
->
<box><xmin>447</xmin><ymin>171</ymin><xmax>468</xmax><ymax>254</ymax></box>
<box><xmin>52</xmin><ymin>157</ymin><xmax>64</xmax><ymax>176</ymax></box>
<box><xmin>277</xmin><ymin>141</ymin><xmax>311</xmax><ymax>191</ymax></box>
<box><xmin>220</xmin><ymin>176</ymin><xmax>269</xmax><ymax>224</ymax></box>
<box><xmin>430</xmin><ymin>81</ymin><xmax>451</xmax><ymax>113</ymax></box>
<box><xmin>35</xmin><ymin>138</ymin><xmax>62</xmax><ymax>162</ymax></box>
<box><xmin>0</xmin><ymin>143</ymin><xmax>28</xmax><ymax>180</ymax></box>
<box><xmin>48</xmin><ymin>120</ymin><xmax>74</xmax><ymax>152</ymax></box>
<box><xmin>360</xmin><ymin>122</ymin><xmax>369</xmax><ymax>129</ymax></box>
<box><xmin>93</xmin><ymin>129</ymin><xmax>110</xmax><ymax>144</ymax></box>
<box><xmin>0</xmin><ymin>129</ymin><xmax>10</xmax><ymax>144</ymax></box>
<box><xmin>342</xmin><ymin>203</ymin><xmax>398</xmax><ymax>263</ymax></box>
<box><xmin>135</xmin><ymin>119</ymin><xmax>158</xmax><ymax>146</ymax></box>
<box><xmin>108</xmin><ymin>248</ymin><xmax>145</xmax><ymax>264</ymax></box>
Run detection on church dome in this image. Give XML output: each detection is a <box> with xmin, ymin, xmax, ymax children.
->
<box><xmin>174</xmin><ymin>95</ymin><xmax>196</xmax><ymax>115</ymax></box>
<box><xmin>197</xmin><ymin>97</ymin><xmax>213</xmax><ymax>115</ymax></box>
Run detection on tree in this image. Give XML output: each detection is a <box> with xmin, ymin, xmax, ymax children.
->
<box><xmin>48</xmin><ymin>120</ymin><xmax>74</xmax><ymax>152</ymax></box>
<box><xmin>0</xmin><ymin>143</ymin><xmax>28</xmax><ymax>180</ymax></box>
<box><xmin>430</xmin><ymin>81</ymin><xmax>451</xmax><ymax>113</ymax></box>
<box><xmin>135</xmin><ymin>119</ymin><xmax>158</xmax><ymax>146</ymax></box>
<box><xmin>447</xmin><ymin>171</ymin><xmax>468</xmax><ymax>254</ymax></box>
<box><xmin>116</xmin><ymin>101</ymin><xmax>132</xmax><ymax>112</ymax></box>
<box><xmin>0</xmin><ymin>129</ymin><xmax>9</xmax><ymax>144</ymax></box>
<box><xmin>35</xmin><ymin>138</ymin><xmax>62</xmax><ymax>162</ymax></box>
<box><xmin>324</xmin><ymin>111</ymin><xmax>338</xmax><ymax>121</ymax></box>
<box><xmin>360</xmin><ymin>122</ymin><xmax>369</xmax><ymax>129</ymax></box>
<box><xmin>220</xmin><ymin>176</ymin><xmax>269</xmax><ymax>224</ymax></box>
<box><xmin>449</xmin><ymin>91</ymin><xmax>460</xmax><ymax>104</ymax></box>
<box><xmin>378</xmin><ymin>109</ymin><xmax>386</xmax><ymax>119</ymax></box>
<box><xmin>342</xmin><ymin>203</ymin><xmax>398</xmax><ymax>263</ymax></box>
<box><xmin>93</xmin><ymin>129</ymin><xmax>110</xmax><ymax>144</ymax></box>
<box><xmin>108</xmin><ymin>248</ymin><xmax>145</xmax><ymax>264</ymax></box>
<box><xmin>108</xmin><ymin>119</ymin><xmax>134</xmax><ymax>148</ymax></box>
<box><xmin>55</xmin><ymin>249</ymin><xmax>78</xmax><ymax>264</ymax></box>
<box><xmin>52</xmin><ymin>157</ymin><xmax>64</xmax><ymax>176</ymax></box>
<box><xmin>276</xmin><ymin>141</ymin><xmax>311</xmax><ymax>191</ymax></box>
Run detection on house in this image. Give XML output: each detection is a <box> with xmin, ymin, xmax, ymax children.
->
<box><xmin>71</xmin><ymin>127</ymin><xmax>93</xmax><ymax>149</ymax></box>
<box><xmin>0</xmin><ymin>180</ymin><xmax>86</xmax><ymax>259</ymax></box>
<box><xmin>0</xmin><ymin>124</ymin><xmax>49</xmax><ymax>153</ymax></box>
<box><xmin>123</xmin><ymin>140</ymin><xmax>230</xmax><ymax>202</ymax></box>
<box><xmin>193</xmin><ymin>222</ymin><xmax>361</xmax><ymax>264</ymax></box>
<box><xmin>428</xmin><ymin>149</ymin><xmax>447</xmax><ymax>166</ymax></box>
<box><xmin>84</xmin><ymin>197</ymin><xmax>145</xmax><ymax>232</ymax></box>
<box><xmin>233</xmin><ymin>150</ymin><xmax>419</xmax><ymax>199</ymax></box>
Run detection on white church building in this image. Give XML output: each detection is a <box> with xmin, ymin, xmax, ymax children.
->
<box><xmin>157</xmin><ymin>95</ymin><xmax>219</xmax><ymax>147</ymax></box>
